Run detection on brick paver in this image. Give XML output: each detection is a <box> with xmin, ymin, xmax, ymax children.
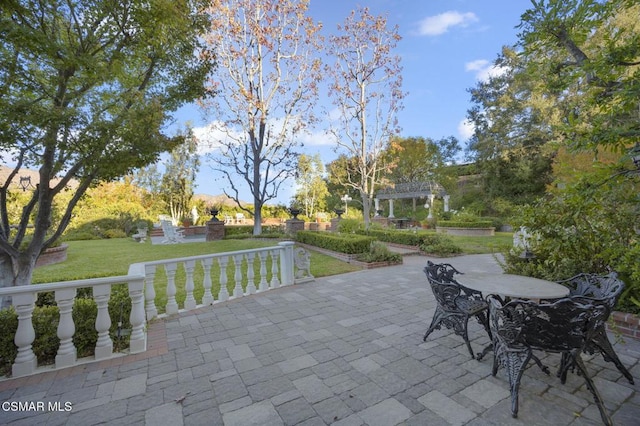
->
<box><xmin>1</xmin><ymin>254</ymin><xmax>639</xmax><ymax>425</ymax></box>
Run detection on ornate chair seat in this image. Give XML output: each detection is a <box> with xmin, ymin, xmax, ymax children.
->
<box><xmin>488</xmin><ymin>295</ymin><xmax>613</xmax><ymax>425</ymax></box>
<box><xmin>557</xmin><ymin>272</ymin><xmax>634</xmax><ymax>384</ymax></box>
<box><xmin>423</xmin><ymin>261</ymin><xmax>491</xmax><ymax>359</ymax></box>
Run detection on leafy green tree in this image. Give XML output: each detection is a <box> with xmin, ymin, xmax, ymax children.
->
<box><xmin>466</xmin><ymin>48</ymin><xmax>555</xmax><ymax>207</ymax></box>
<box><xmin>0</xmin><ymin>0</ymin><xmax>212</xmax><ymax>291</ymax></box>
<box><xmin>160</xmin><ymin>126</ymin><xmax>200</xmax><ymax>224</ymax></box>
<box><xmin>518</xmin><ymin>0</ymin><xmax>640</xmax><ymax>159</ymax></box>
<box><xmin>382</xmin><ymin>136</ymin><xmax>460</xmax><ymax>189</ymax></box>
<box><xmin>293</xmin><ymin>154</ymin><xmax>329</xmax><ymax>218</ymax></box>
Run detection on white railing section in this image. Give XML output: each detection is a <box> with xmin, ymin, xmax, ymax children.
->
<box><xmin>1</xmin><ymin>241</ymin><xmax>302</xmax><ymax>378</ymax></box>
<box><xmin>137</xmin><ymin>241</ymin><xmax>296</xmax><ymax>320</ymax></box>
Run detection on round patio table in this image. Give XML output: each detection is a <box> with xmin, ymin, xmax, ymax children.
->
<box><xmin>460</xmin><ymin>272</ymin><xmax>569</xmax><ymax>300</ymax></box>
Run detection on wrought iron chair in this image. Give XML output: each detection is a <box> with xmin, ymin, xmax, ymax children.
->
<box><xmin>423</xmin><ymin>261</ymin><xmax>491</xmax><ymax>359</ymax></box>
<box><xmin>488</xmin><ymin>295</ymin><xmax>612</xmax><ymax>425</ymax></box>
<box><xmin>557</xmin><ymin>272</ymin><xmax>634</xmax><ymax>384</ymax></box>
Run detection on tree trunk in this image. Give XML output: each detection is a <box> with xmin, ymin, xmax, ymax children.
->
<box><xmin>253</xmin><ymin>201</ymin><xmax>263</xmax><ymax>235</ymax></box>
<box><xmin>0</xmin><ymin>252</ymin><xmax>37</xmax><ymax>309</ymax></box>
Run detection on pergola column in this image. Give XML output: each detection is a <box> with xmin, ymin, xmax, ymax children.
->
<box><xmin>443</xmin><ymin>195</ymin><xmax>450</xmax><ymax>212</ymax></box>
<box><xmin>388</xmin><ymin>199</ymin><xmax>395</xmax><ymax>218</ymax></box>
<box><xmin>427</xmin><ymin>194</ymin><xmax>435</xmax><ymax>218</ymax></box>
<box><xmin>374</xmin><ymin>198</ymin><xmax>380</xmax><ymax>216</ymax></box>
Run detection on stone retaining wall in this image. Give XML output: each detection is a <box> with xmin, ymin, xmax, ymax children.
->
<box><xmin>610</xmin><ymin>311</ymin><xmax>640</xmax><ymax>340</ymax></box>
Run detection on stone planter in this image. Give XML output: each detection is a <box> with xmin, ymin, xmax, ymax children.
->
<box><xmin>36</xmin><ymin>244</ymin><xmax>68</xmax><ymax>268</ymax></box>
<box><xmin>435</xmin><ymin>226</ymin><xmax>495</xmax><ymax>236</ymax></box>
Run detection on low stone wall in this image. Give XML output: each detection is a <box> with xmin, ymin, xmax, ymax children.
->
<box><xmin>435</xmin><ymin>226</ymin><xmax>495</xmax><ymax>236</ymax></box>
<box><xmin>610</xmin><ymin>311</ymin><xmax>640</xmax><ymax>340</ymax></box>
<box><xmin>35</xmin><ymin>244</ymin><xmax>68</xmax><ymax>268</ymax></box>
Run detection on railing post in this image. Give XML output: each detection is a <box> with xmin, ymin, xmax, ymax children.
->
<box><xmin>12</xmin><ymin>292</ymin><xmax>37</xmax><ymax>377</ymax></box>
<box><xmin>201</xmin><ymin>258</ymin><xmax>214</xmax><ymax>305</ymax></box>
<box><xmin>128</xmin><ymin>278</ymin><xmax>146</xmax><ymax>354</ymax></box>
<box><xmin>233</xmin><ymin>254</ymin><xmax>244</xmax><ymax>298</ymax></box>
<box><xmin>278</xmin><ymin>241</ymin><xmax>295</xmax><ymax>286</ymax></box>
<box><xmin>94</xmin><ymin>284</ymin><xmax>113</xmax><ymax>360</ymax></box>
<box><xmin>164</xmin><ymin>263</ymin><xmax>179</xmax><ymax>315</ymax></box>
<box><xmin>144</xmin><ymin>265</ymin><xmax>158</xmax><ymax>320</ymax></box>
<box><xmin>246</xmin><ymin>253</ymin><xmax>257</xmax><ymax>294</ymax></box>
<box><xmin>55</xmin><ymin>288</ymin><xmax>77</xmax><ymax>368</ymax></box>
<box><xmin>218</xmin><ymin>256</ymin><xmax>229</xmax><ymax>302</ymax></box>
<box><xmin>184</xmin><ymin>260</ymin><xmax>196</xmax><ymax>310</ymax></box>
<box><xmin>258</xmin><ymin>251</ymin><xmax>269</xmax><ymax>292</ymax></box>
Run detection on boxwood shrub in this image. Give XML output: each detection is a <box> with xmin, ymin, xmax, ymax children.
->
<box><xmin>436</xmin><ymin>220</ymin><xmax>494</xmax><ymax>228</ymax></box>
<box><xmin>296</xmin><ymin>231</ymin><xmax>374</xmax><ymax>254</ymax></box>
<box><xmin>0</xmin><ymin>284</ymin><xmax>132</xmax><ymax>377</ymax></box>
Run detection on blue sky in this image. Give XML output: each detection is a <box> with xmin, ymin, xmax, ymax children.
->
<box><xmin>173</xmin><ymin>0</ymin><xmax>535</xmax><ymax>204</ymax></box>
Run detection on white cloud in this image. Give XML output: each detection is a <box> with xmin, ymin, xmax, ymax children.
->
<box><xmin>192</xmin><ymin>118</ymin><xmax>337</xmax><ymax>156</ymax></box>
<box><xmin>417</xmin><ymin>11</ymin><xmax>478</xmax><ymax>36</ymax></box>
<box><xmin>457</xmin><ymin>119</ymin><xmax>475</xmax><ymax>141</ymax></box>
<box><xmin>465</xmin><ymin>59</ymin><xmax>507</xmax><ymax>82</ymax></box>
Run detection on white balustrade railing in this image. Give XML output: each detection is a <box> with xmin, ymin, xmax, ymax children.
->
<box><xmin>0</xmin><ymin>241</ymin><xmax>301</xmax><ymax>378</ymax></box>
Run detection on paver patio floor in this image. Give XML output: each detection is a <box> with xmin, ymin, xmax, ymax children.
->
<box><xmin>1</xmin><ymin>254</ymin><xmax>639</xmax><ymax>425</ymax></box>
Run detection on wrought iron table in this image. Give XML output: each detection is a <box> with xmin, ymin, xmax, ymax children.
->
<box><xmin>458</xmin><ymin>272</ymin><xmax>570</xmax><ymax>360</ymax></box>
<box><xmin>459</xmin><ymin>273</ymin><xmax>570</xmax><ymax>300</ymax></box>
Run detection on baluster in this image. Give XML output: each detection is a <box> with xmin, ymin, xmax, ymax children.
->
<box><xmin>233</xmin><ymin>254</ymin><xmax>244</xmax><ymax>297</ymax></box>
<box><xmin>258</xmin><ymin>251</ymin><xmax>269</xmax><ymax>292</ymax></box>
<box><xmin>144</xmin><ymin>265</ymin><xmax>158</xmax><ymax>320</ymax></box>
<box><xmin>270</xmin><ymin>249</ymin><xmax>280</xmax><ymax>288</ymax></box>
<box><xmin>12</xmin><ymin>293</ymin><xmax>37</xmax><ymax>377</ymax></box>
<box><xmin>55</xmin><ymin>288</ymin><xmax>77</xmax><ymax>368</ymax></box>
<box><xmin>128</xmin><ymin>279</ymin><xmax>146</xmax><ymax>353</ymax></box>
<box><xmin>184</xmin><ymin>260</ymin><xmax>196</xmax><ymax>310</ymax></box>
<box><xmin>201</xmin><ymin>258</ymin><xmax>214</xmax><ymax>305</ymax></box>
<box><xmin>279</xmin><ymin>241</ymin><xmax>295</xmax><ymax>286</ymax></box>
<box><xmin>94</xmin><ymin>284</ymin><xmax>113</xmax><ymax>359</ymax></box>
<box><xmin>246</xmin><ymin>253</ymin><xmax>256</xmax><ymax>294</ymax></box>
<box><xmin>218</xmin><ymin>256</ymin><xmax>229</xmax><ymax>302</ymax></box>
<box><xmin>164</xmin><ymin>262</ymin><xmax>179</xmax><ymax>314</ymax></box>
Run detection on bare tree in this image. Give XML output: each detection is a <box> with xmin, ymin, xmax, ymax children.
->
<box><xmin>201</xmin><ymin>0</ymin><xmax>322</xmax><ymax>234</ymax></box>
<box><xmin>325</xmin><ymin>7</ymin><xmax>405</xmax><ymax>228</ymax></box>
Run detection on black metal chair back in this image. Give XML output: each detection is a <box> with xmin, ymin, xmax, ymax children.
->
<box><xmin>558</xmin><ymin>272</ymin><xmax>634</xmax><ymax>384</ymax></box>
<box><xmin>422</xmin><ymin>261</ymin><xmax>491</xmax><ymax>359</ymax></box>
<box><xmin>488</xmin><ymin>295</ymin><xmax>612</xmax><ymax>425</ymax></box>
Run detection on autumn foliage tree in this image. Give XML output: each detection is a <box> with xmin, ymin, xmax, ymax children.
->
<box><xmin>325</xmin><ymin>7</ymin><xmax>405</xmax><ymax>228</ymax></box>
<box><xmin>201</xmin><ymin>0</ymin><xmax>323</xmax><ymax>235</ymax></box>
<box><xmin>0</xmin><ymin>0</ymin><xmax>212</xmax><ymax>291</ymax></box>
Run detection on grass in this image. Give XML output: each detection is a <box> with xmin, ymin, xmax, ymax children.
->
<box><xmin>33</xmin><ymin>238</ymin><xmax>361</xmax><ymax>284</ymax></box>
<box><xmin>446</xmin><ymin>232</ymin><xmax>513</xmax><ymax>255</ymax></box>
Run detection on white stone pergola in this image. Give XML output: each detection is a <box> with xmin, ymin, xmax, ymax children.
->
<box><xmin>375</xmin><ymin>181</ymin><xmax>448</xmax><ymax>219</ymax></box>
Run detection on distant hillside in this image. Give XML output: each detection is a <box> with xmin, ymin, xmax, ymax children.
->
<box><xmin>0</xmin><ymin>165</ymin><xmax>78</xmax><ymax>190</ymax></box>
<box><xmin>193</xmin><ymin>193</ymin><xmax>245</xmax><ymax>207</ymax></box>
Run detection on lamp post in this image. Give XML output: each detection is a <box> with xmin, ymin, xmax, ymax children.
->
<box><xmin>341</xmin><ymin>194</ymin><xmax>352</xmax><ymax>214</ymax></box>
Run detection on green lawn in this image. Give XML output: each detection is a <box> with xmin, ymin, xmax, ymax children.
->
<box><xmin>33</xmin><ymin>238</ymin><xmax>361</xmax><ymax>284</ymax></box>
<box><xmin>446</xmin><ymin>232</ymin><xmax>513</xmax><ymax>254</ymax></box>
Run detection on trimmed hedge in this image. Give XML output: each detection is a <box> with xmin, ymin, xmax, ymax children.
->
<box><xmin>360</xmin><ymin>229</ymin><xmax>424</xmax><ymax>246</ymax></box>
<box><xmin>0</xmin><ymin>284</ymin><xmax>132</xmax><ymax>377</ymax></box>
<box><xmin>296</xmin><ymin>231</ymin><xmax>375</xmax><ymax>254</ymax></box>
<box><xmin>437</xmin><ymin>220</ymin><xmax>494</xmax><ymax>228</ymax></box>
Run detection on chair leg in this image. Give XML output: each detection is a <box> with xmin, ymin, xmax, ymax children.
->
<box><xmin>423</xmin><ymin>308</ymin><xmax>445</xmax><ymax>341</ymax></box>
<box><xmin>460</xmin><ymin>318</ymin><xmax>476</xmax><ymax>359</ymax></box>
<box><xmin>495</xmin><ymin>346</ymin><xmax>532</xmax><ymax>418</ymax></box>
<box><xmin>572</xmin><ymin>352</ymin><xmax>613</xmax><ymax>426</ymax></box>
<box><xmin>592</xmin><ymin>329</ymin><xmax>635</xmax><ymax>384</ymax></box>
